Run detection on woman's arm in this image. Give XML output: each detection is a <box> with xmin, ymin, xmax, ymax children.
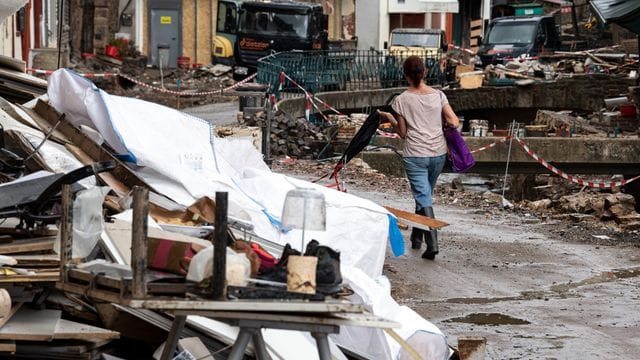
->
<box><xmin>442</xmin><ymin>103</ymin><xmax>460</xmax><ymax>129</ymax></box>
<box><xmin>377</xmin><ymin>110</ymin><xmax>407</xmax><ymax>139</ymax></box>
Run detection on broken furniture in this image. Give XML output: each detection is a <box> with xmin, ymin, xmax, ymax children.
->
<box><xmin>56</xmin><ymin>185</ymin><xmax>398</xmax><ymax>360</ymax></box>
<box><xmin>0</xmin><ymin>161</ymin><xmax>115</xmax><ymax>231</ymax></box>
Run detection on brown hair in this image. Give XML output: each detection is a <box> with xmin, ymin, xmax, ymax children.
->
<box><xmin>403</xmin><ymin>56</ymin><xmax>425</xmax><ymax>87</ymax></box>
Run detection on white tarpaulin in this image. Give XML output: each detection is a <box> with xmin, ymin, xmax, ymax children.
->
<box><xmin>47</xmin><ymin>69</ymin><xmax>449</xmax><ymax>359</ymax></box>
<box><xmin>0</xmin><ymin>1</ymin><xmax>28</xmax><ymax>22</ymax></box>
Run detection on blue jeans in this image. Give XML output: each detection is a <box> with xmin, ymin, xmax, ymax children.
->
<box><xmin>403</xmin><ymin>154</ymin><xmax>447</xmax><ymax>211</ymax></box>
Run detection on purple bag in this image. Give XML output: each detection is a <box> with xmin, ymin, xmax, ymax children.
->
<box><xmin>443</xmin><ymin>127</ymin><xmax>475</xmax><ymax>172</ymax></box>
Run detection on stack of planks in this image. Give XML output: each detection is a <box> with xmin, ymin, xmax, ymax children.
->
<box><xmin>0</xmin><ymin>308</ymin><xmax>119</xmax><ymax>359</ymax></box>
<box><xmin>0</xmin><ymin>228</ymin><xmax>60</xmax><ymax>284</ymax></box>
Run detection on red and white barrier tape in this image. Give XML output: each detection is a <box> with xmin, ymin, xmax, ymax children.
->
<box><xmin>515</xmin><ymin>137</ymin><xmax>640</xmax><ymax>188</ymax></box>
<box><xmin>375</xmin><ymin>129</ymin><xmax>400</xmax><ymax>138</ymax></box>
<box><xmin>281</xmin><ymin>72</ymin><xmax>343</xmax><ymax>117</ymax></box>
<box><xmin>470</xmin><ymin>136</ymin><xmax>510</xmax><ymax>154</ymax></box>
<box><xmin>503</xmin><ymin>56</ymin><xmax>540</xmax><ymax>62</ymax></box>
<box><xmin>27</xmin><ymin>68</ymin><xmax>117</xmax><ymax>77</ymax></box>
<box><xmin>447</xmin><ymin>44</ymin><xmax>476</xmax><ymax>55</ymax></box>
<box><xmin>118</xmin><ymin>72</ymin><xmax>257</xmax><ymax>97</ymax></box>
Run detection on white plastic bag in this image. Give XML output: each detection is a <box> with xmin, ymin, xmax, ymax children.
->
<box><xmin>71</xmin><ymin>187</ymin><xmax>110</xmax><ymax>259</ymax></box>
<box><xmin>186</xmin><ymin>246</ymin><xmax>250</xmax><ymax>286</ymax></box>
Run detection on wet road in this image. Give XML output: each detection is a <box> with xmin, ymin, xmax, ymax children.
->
<box><xmin>350</xmin><ymin>187</ymin><xmax>640</xmax><ymax>359</ymax></box>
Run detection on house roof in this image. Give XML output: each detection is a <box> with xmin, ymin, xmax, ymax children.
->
<box><xmin>590</xmin><ymin>0</ymin><xmax>640</xmax><ymax>34</ymax></box>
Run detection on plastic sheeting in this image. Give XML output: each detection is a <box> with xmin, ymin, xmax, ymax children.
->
<box><xmin>47</xmin><ymin>69</ymin><xmax>449</xmax><ymax>359</ymax></box>
<box><xmin>48</xmin><ymin>69</ymin><xmax>390</xmax><ymax>278</ymax></box>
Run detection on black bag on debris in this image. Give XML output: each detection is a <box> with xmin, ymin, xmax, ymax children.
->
<box><xmin>304</xmin><ymin>240</ymin><xmax>343</xmax><ymax>295</ymax></box>
<box><xmin>260</xmin><ymin>241</ymin><xmax>342</xmax><ymax>295</ymax></box>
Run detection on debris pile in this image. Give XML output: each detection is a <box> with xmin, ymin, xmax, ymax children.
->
<box><xmin>0</xmin><ymin>67</ymin><xmax>446</xmax><ymax>359</ymax></box>
<box><xmin>268</xmin><ymin>111</ymin><xmax>329</xmax><ymax>157</ymax></box>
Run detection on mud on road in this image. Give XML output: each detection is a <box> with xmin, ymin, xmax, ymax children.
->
<box><xmin>273</xmin><ymin>159</ymin><xmax>640</xmax><ymax>359</ymax></box>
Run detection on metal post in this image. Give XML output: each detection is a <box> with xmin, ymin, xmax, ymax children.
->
<box><xmin>228</xmin><ymin>329</ymin><xmax>252</xmax><ymax>360</ymax></box>
<box><xmin>265</xmin><ymin>96</ymin><xmax>273</xmax><ymax>166</ymax></box>
<box><xmin>59</xmin><ymin>184</ymin><xmax>73</xmax><ymax>283</ymax></box>
<box><xmin>131</xmin><ymin>186</ymin><xmax>149</xmax><ymax>299</ymax></box>
<box><xmin>251</xmin><ymin>329</ymin><xmax>270</xmax><ymax>360</ymax></box>
<box><xmin>212</xmin><ymin>191</ymin><xmax>228</xmax><ymax>299</ymax></box>
<box><xmin>311</xmin><ymin>332</ymin><xmax>331</xmax><ymax>360</ymax></box>
<box><xmin>159</xmin><ymin>315</ymin><xmax>187</xmax><ymax>360</ymax></box>
<box><xmin>56</xmin><ymin>0</ymin><xmax>64</xmax><ymax>68</ymax></box>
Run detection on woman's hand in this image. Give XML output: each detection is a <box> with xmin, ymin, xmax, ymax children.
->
<box><xmin>377</xmin><ymin>110</ymin><xmax>397</xmax><ymax>127</ymax></box>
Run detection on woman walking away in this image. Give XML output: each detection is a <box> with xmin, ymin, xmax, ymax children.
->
<box><xmin>378</xmin><ymin>56</ymin><xmax>460</xmax><ymax>260</ymax></box>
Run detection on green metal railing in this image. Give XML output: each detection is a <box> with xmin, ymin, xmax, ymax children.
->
<box><xmin>257</xmin><ymin>49</ymin><xmax>443</xmax><ymax>97</ymax></box>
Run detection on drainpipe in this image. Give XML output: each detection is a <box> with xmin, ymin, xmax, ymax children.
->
<box><xmin>210</xmin><ymin>0</ymin><xmax>214</xmax><ymax>63</ymax></box>
<box><xmin>194</xmin><ymin>0</ymin><xmax>198</xmax><ymax>64</ymax></box>
<box><xmin>44</xmin><ymin>0</ymin><xmax>49</xmax><ymax>47</ymax></box>
<box><xmin>135</xmin><ymin>0</ymin><xmax>143</xmax><ymax>54</ymax></box>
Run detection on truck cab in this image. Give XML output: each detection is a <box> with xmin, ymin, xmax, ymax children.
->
<box><xmin>233</xmin><ymin>0</ymin><xmax>328</xmax><ymax>79</ymax></box>
<box><xmin>477</xmin><ymin>15</ymin><xmax>561</xmax><ymax>66</ymax></box>
<box><xmin>386</xmin><ymin>28</ymin><xmax>448</xmax><ymax>56</ymax></box>
<box><xmin>382</xmin><ymin>28</ymin><xmax>447</xmax><ymax>86</ymax></box>
<box><xmin>213</xmin><ymin>0</ymin><xmax>242</xmax><ymax>66</ymax></box>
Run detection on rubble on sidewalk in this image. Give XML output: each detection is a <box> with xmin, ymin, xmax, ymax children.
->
<box><xmin>0</xmin><ymin>68</ymin><xmax>451</xmax><ymax>360</ymax></box>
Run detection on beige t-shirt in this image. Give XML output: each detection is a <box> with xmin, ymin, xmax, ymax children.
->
<box><xmin>391</xmin><ymin>90</ymin><xmax>448</xmax><ymax>157</ymax></box>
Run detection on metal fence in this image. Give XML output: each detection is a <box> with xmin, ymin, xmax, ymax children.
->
<box><xmin>257</xmin><ymin>49</ymin><xmax>443</xmax><ymax>97</ymax></box>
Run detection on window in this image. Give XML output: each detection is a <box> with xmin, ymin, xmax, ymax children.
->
<box><xmin>217</xmin><ymin>2</ymin><xmax>238</xmax><ymax>34</ymax></box>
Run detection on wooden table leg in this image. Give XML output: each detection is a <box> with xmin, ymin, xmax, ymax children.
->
<box><xmin>160</xmin><ymin>315</ymin><xmax>187</xmax><ymax>360</ymax></box>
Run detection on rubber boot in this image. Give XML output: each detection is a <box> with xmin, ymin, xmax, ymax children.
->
<box><xmin>410</xmin><ymin>209</ymin><xmax>425</xmax><ymax>249</ymax></box>
<box><xmin>421</xmin><ymin>206</ymin><xmax>439</xmax><ymax>260</ymax></box>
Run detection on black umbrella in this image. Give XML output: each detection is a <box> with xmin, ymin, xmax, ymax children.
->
<box><xmin>330</xmin><ymin>111</ymin><xmax>382</xmax><ymax>179</ymax></box>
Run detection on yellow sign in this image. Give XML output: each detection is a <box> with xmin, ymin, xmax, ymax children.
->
<box><xmin>160</xmin><ymin>16</ymin><xmax>172</xmax><ymax>24</ymax></box>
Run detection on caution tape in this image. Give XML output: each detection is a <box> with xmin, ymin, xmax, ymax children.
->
<box><xmin>447</xmin><ymin>44</ymin><xmax>476</xmax><ymax>56</ymax></box>
<box><xmin>514</xmin><ymin>137</ymin><xmax>640</xmax><ymax>188</ymax></box>
<box><xmin>281</xmin><ymin>72</ymin><xmax>344</xmax><ymax>117</ymax></box>
<box><xmin>470</xmin><ymin>136</ymin><xmax>510</xmax><ymax>154</ymax></box>
<box><xmin>503</xmin><ymin>56</ymin><xmax>539</xmax><ymax>62</ymax></box>
<box><xmin>27</xmin><ymin>68</ymin><xmax>117</xmax><ymax>78</ymax></box>
<box><xmin>375</xmin><ymin>129</ymin><xmax>400</xmax><ymax>138</ymax></box>
<box><xmin>118</xmin><ymin>72</ymin><xmax>257</xmax><ymax>97</ymax></box>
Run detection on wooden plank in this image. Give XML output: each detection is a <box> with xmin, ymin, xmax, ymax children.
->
<box><xmin>470</xmin><ymin>38</ymin><xmax>479</xmax><ymax>46</ymax></box>
<box><xmin>0</xmin><ymin>237</ymin><xmax>55</xmax><ymax>255</ymax></box>
<box><xmin>53</xmin><ymin>319</ymin><xmax>120</xmax><ymax>341</ymax></box>
<box><xmin>16</xmin><ymin>103</ymin><xmax>71</xmax><ymax>144</ymax></box>
<box><xmin>60</xmin><ymin>184</ymin><xmax>72</xmax><ymax>284</ymax></box>
<box><xmin>12</xmin><ymin>339</ymin><xmax>111</xmax><ymax>354</ymax></box>
<box><xmin>384</xmin><ymin>206</ymin><xmax>449</xmax><ymax>230</ymax></box>
<box><xmin>455</xmin><ymin>64</ymin><xmax>475</xmax><ymax>79</ymax></box>
<box><xmin>0</xmin><ymin>308</ymin><xmax>60</xmax><ymax>341</ymax></box>
<box><xmin>12</xmin><ymin>254</ymin><xmax>60</xmax><ymax>267</ymax></box>
<box><xmin>0</xmin><ymin>228</ymin><xmax>57</xmax><ymax>238</ymax></box>
<box><xmin>0</xmin><ymin>303</ymin><xmax>22</xmax><ymax>328</ymax></box>
<box><xmin>34</xmin><ymin>99</ymin><xmax>147</xmax><ymax>197</ymax></box>
<box><xmin>0</xmin><ymin>55</ymin><xmax>26</xmax><ymax>72</ymax></box>
<box><xmin>131</xmin><ymin>187</ymin><xmax>149</xmax><ymax>299</ymax></box>
<box><xmin>128</xmin><ymin>299</ymin><xmax>365</xmax><ymax>313</ymax></box>
<box><xmin>65</xmin><ymin>143</ymin><xmax>131</xmax><ymax>197</ymax></box>
<box><xmin>0</xmin><ymin>340</ymin><xmax>15</xmax><ymax>353</ymax></box>
<box><xmin>470</xmin><ymin>19</ymin><xmax>483</xmax><ymax>29</ymax></box>
<box><xmin>470</xmin><ymin>29</ymin><xmax>483</xmax><ymax>38</ymax></box>
<box><xmin>0</xmin><ymin>68</ymin><xmax>48</xmax><ymax>90</ymax></box>
<box><xmin>56</xmin><ymin>282</ymin><xmax>127</xmax><ymax>305</ymax></box>
<box><xmin>0</xmin><ymin>272</ymin><xmax>59</xmax><ymax>283</ymax></box>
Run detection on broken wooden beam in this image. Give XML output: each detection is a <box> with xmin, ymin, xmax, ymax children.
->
<box><xmin>384</xmin><ymin>206</ymin><xmax>449</xmax><ymax>230</ymax></box>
